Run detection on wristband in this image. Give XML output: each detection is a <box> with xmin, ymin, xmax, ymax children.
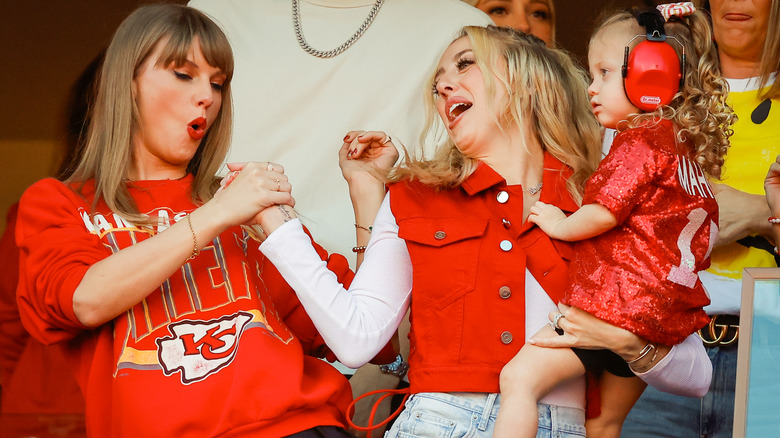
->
<box><xmin>379</xmin><ymin>354</ymin><xmax>408</xmax><ymax>378</ymax></box>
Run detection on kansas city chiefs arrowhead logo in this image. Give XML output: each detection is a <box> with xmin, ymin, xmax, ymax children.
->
<box><xmin>157</xmin><ymin>311</ymin><xmax>252</xmax><ymax>384</ymax></box>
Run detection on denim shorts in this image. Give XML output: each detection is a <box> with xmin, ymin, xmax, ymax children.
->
<box><xmin>385</xmin><ymin>392</ymin><xmax>585</xmax><ymax>438</ymax></box>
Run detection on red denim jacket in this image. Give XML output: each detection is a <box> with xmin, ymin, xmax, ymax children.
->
<box><xmin>389</xmin><ymin>153</ymin><xmax>579</xmax><ymax>394</ymax></box>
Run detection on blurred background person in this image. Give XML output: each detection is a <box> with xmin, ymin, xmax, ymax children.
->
<box><xmin>461</xmin><ymin>0</ymin><xmax>555</xmax><ymax>46</ymax></box>
<box><xmin>0</xmin><ymin>51</ymin><xmax>105</xmax><ymax>438</ymax></box>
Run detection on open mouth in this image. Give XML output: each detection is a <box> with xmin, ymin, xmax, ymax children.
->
<box><xmin>446</xmin><ymin>99</ymin><xmax>473</xmax><ymax>125</ymax></box>
<box><xmin>187</xmin><ymin>117</ymin><xmax>207</xmax><ymax>141</ymax></box>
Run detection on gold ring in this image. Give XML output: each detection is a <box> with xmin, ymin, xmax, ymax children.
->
<box><xmin>275</xmin><ymin>179</ymin><xmax>281</xmax><ymax>191</ymax></box>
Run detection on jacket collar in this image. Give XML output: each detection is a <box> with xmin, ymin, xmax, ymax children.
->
<box><xmin>461</xmin><ymin>162</ymin><xmax>505</xmax><ymax>195</ymax></box>
<box><xmin>460</xmin><ymin>152</ymin><xmax>580</xmax><ymax>213</ymax></box>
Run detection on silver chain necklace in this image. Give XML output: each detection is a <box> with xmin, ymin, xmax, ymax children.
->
<box><xmin>292</xmin><ymin>0</ymin><xmax>385</xmax><ymax>58</ymax></box>
<box><xmin>526</xmin><ymin>182</ymin><xmax>543</xmax><ymax>195</ymax></box>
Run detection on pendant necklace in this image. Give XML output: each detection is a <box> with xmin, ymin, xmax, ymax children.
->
<box><xmin>525</xmin><ymin>182</ymin><xmax>543</xmax><ymax>195</ymax></box>
<box><xmin>292</xmin><ymin>0</ymin><xmax>385</xmax><ymax>58</ymax></box>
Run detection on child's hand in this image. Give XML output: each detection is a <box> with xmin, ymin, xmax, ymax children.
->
<box><xmin>528</xmin><ymin>201</ymin><xmax>567</xmax><ymax>238</ymax></box>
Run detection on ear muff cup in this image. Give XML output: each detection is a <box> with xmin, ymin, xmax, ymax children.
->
<box><xmin>623</xmin><ymin>40</ymin><xmax>681</xmax><ymax>111</ymax></box>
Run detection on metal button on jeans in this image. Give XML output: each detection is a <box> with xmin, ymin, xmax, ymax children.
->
<box><xmin>499</xmin><ymin>286</ymin><xmax>511</xmax><ymax>299</ymax></box>
<box><xmin>434</xmin><ymin>231</ymin><xmax>446</xmax><ymax>240</ymax></box>
<box><xmin>496</xmin><ymin>191</ymin><xmax>509</xmax><ymax>204</ymax></box>
<box><xmin>500</xmin><ymin>240</ymin><xmax>513</xmax><ymax>251</ymax></box>
<box><xmin>500</xmin><ymin>331</ymin><xmax>513</xmax><ymax>344</ymax></box>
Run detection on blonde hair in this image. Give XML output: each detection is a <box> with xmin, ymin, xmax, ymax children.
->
<box><xmin>392</xmin><ymin>26</ymin><xmax>601</xmax><ymax>203</ymax></box>
<box><xmin>755</xmin><ymin>0</ymin><xmax>779</xmax><ymax>99</ymax></box>
<box><xmin>461</xmin><ymin>0</ymin><xmax>557</xmax><ymax>45</ymax></box>
<box><xmin>592</xmin><ymin>9</ymin><xmax>736</xmax><ymax>179</ymax></box>
<box><xmin>67</xmin><ymin>4</ymin><xmax>234</xmax><ymax>223</ymax></box>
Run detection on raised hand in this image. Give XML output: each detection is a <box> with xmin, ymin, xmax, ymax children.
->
<box><xmin>339</xmin><ymin>130</ymin><xmax>400</xmax><ymax>186</ymax></box>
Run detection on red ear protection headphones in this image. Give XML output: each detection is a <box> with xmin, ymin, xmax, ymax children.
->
<box><xmin>621</xmin><ymin>8</ymin><xmax>686</xmax><ymax>111</ymax></box>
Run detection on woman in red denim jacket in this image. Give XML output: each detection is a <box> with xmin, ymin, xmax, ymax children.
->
<box><xmin>254</xmin><ymin>26</ymin><xmax>713</xmax><ymax>437</ymax></box>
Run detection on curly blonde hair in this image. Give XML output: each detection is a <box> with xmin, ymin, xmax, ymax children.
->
<box><xmin>391</xmin><ymin>26</ymin><xmax>601</xmax><ymax>204</ymax></box>
<box><xmin>593</xmin><ymin>9</ymin><xmax>736</xmax><ymax>180</ymax></box>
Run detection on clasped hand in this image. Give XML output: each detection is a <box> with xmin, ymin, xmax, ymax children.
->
<box><xmin>212</xmin><ymin>161</ymin><xmax>295</xmax><ymax>227</ymax></box>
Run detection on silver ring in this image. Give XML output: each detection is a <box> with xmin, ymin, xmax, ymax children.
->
<box><xmin>275</xmin><ymin>179</ymin><xmax>281</xmax><ymax>191</ymax></box>
<box><xmin>551</xmin><ymin>312</ymin><xmax>566</xmax><ymax>330</ymax></box>
<box><xmin>266</xmin><ymin>162</ymin><xmax>274</xmax><ymax>171</ymax></box>
<box><xmin>383</xmin><ymin>135</ymin><xmax>392</xmax><ymax>145</ymax></box>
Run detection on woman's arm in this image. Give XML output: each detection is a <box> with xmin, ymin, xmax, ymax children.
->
<box><xmin>764</xmin><ymin>154</ymin><xmax>780</xmax><ymax>244</ymax></box>
<box><xmin>711</xmin><ymin>183</ymin><xmax>773</xmax><ymax>246</ymax></box>
<box><xmin>530</xmin><ymin>303</ymin><xmax>711</xmax><ymax>397</ymax></box>
<box><xmin>256</xmin><ymin>131</ymin><xmax>408</xmax><ymax>367</ymax></box>
<box><xmin>259</xmin><ymin>194</ymin><xmax>412</xmax><ymax>368</ymax></box>
<box><xmin>340</xmin><ymin>131</ymin><xmax>398</xmax><ymax>267</ymax></box>
<box><xmin>631</xmin><ymin>334</ymin><xmax>711</xmax><ymax>397</ymax></box>
<box><xmin>72</xmin><ymin>162</ymin><xmax>292</xmax><ymax>327</ymax></box>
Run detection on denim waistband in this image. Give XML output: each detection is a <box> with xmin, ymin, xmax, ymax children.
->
<box><xmin>414</xmin><ymin>392</ymin><xmax>501</xmax><ymax>422</ymax></box>
<box><xmin>405</xmin><ymin>392</ymin><xmax>586</xmax><ymax>436</ymax></box>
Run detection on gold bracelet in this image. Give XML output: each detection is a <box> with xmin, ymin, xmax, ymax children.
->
<box><xmin>352</xmin><ymin>245</ymin><xmax>367</xmax><ymax>253</ymax></box>
<box><xmin>626</xmin><ymin>343</ymin><xmax>656</xmax><ymax>365</ymax></box>
<box><xmin>355</xmin><ymin>223</ymin><xmax>373</xmax><ymax>233</ymax></box>
<box><xmin>186</xmin><ymin>214</ymin><xmax>200</xmax><ymax>261</ymax></box>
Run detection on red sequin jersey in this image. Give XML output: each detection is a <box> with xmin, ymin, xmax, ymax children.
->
<box><xmin>563</xmin><ymin>119</ymin><xmax>715</xmax><ymax>345</ymax></box>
